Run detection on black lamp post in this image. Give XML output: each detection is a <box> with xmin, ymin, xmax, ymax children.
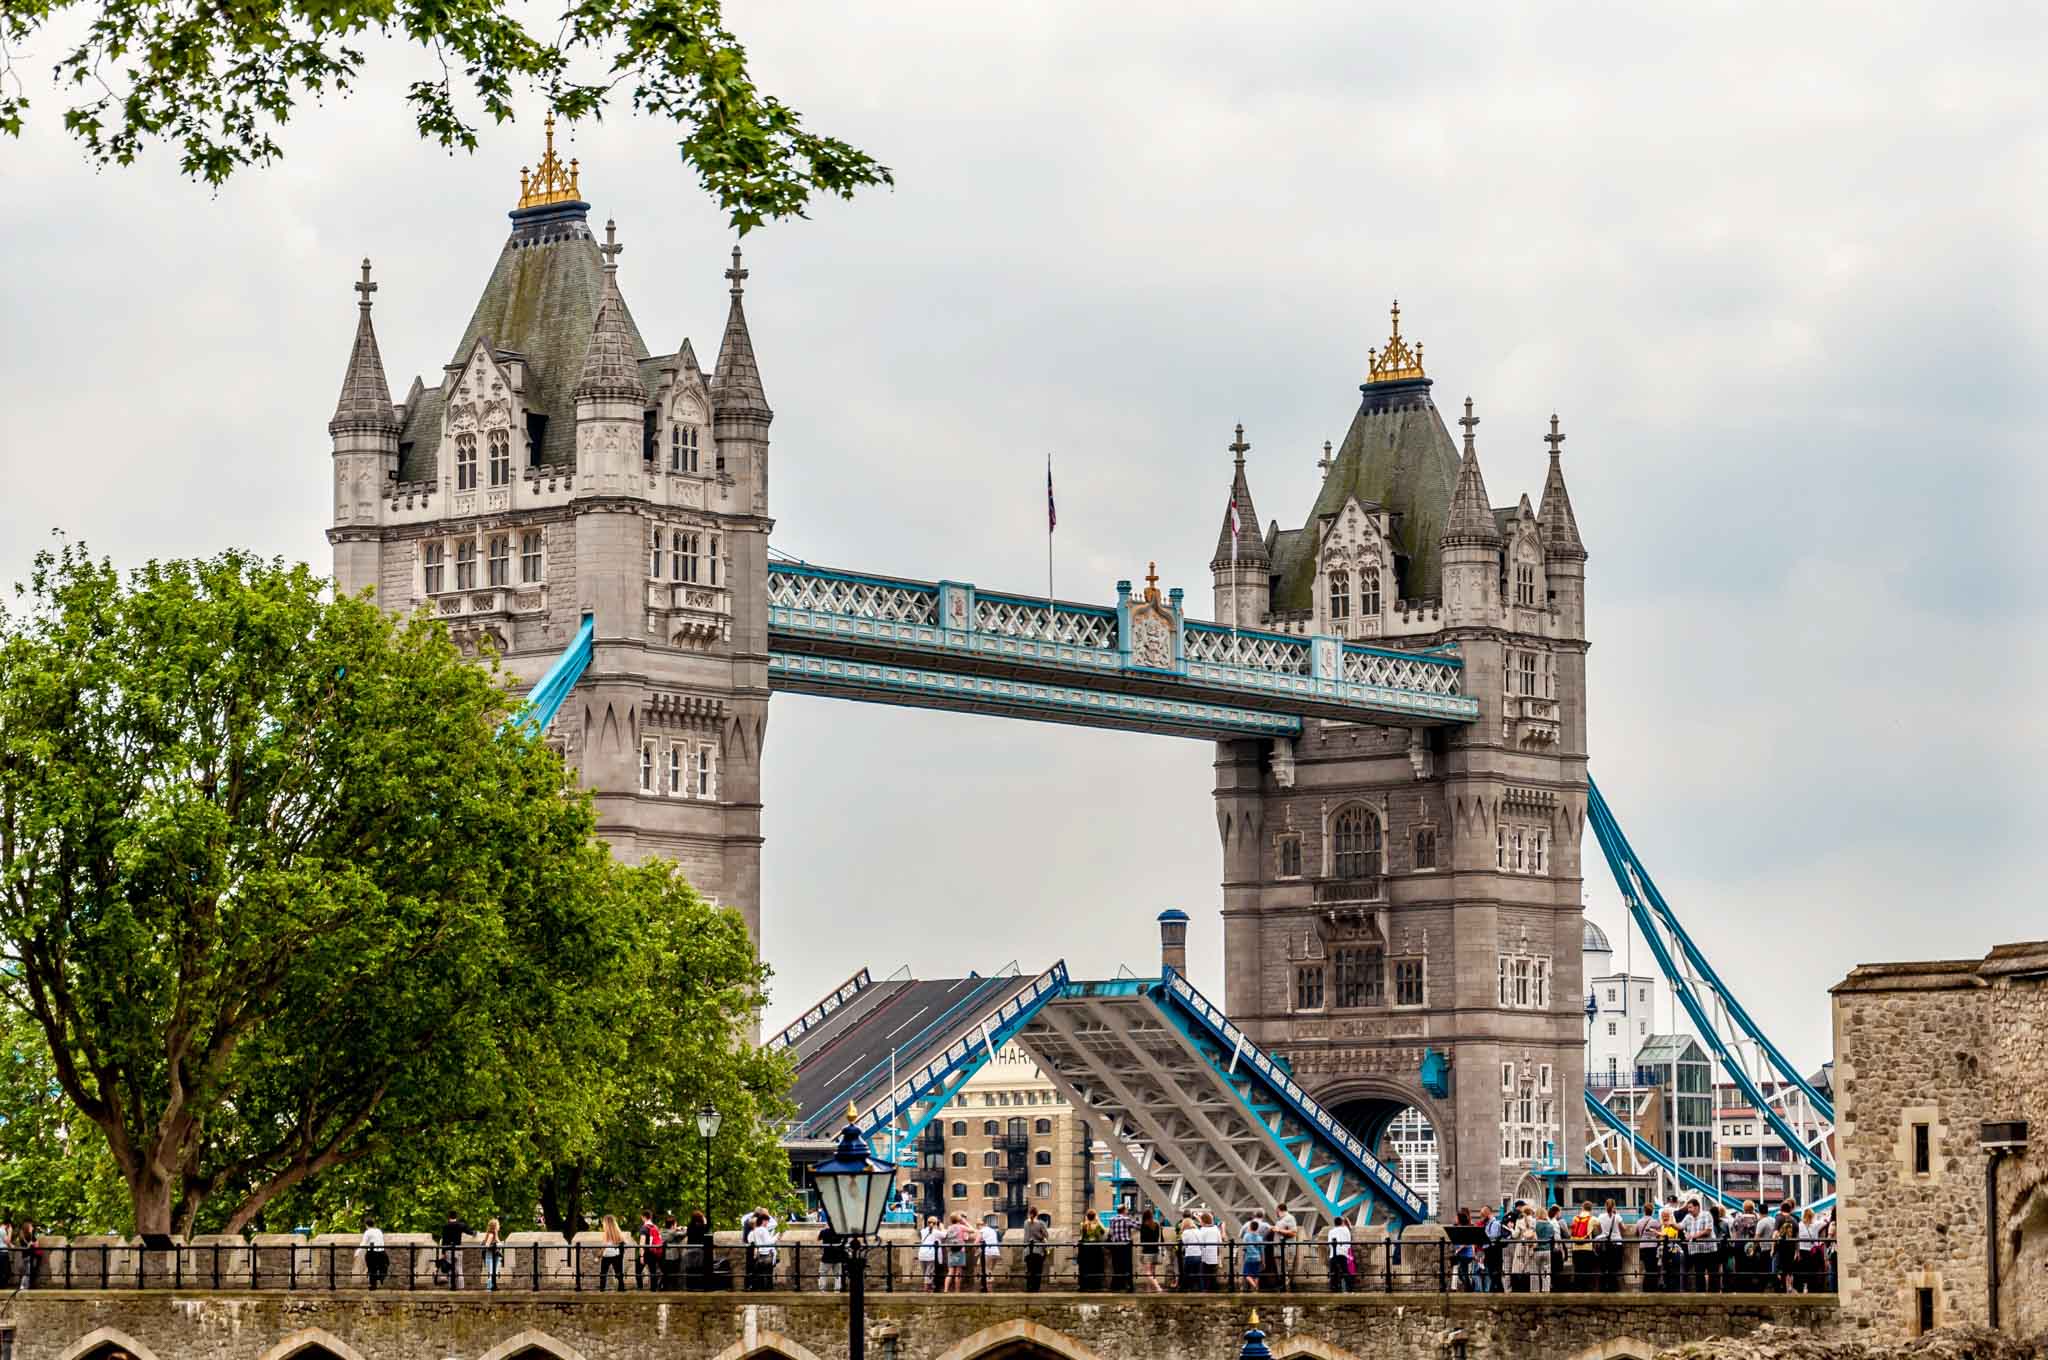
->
<box><xmin>814</xmin><ymin>1113</ymin><xmax>899</xmax><ymax>1360</ymax></box>
<box><xmin>696</xmin><ymin>1105</ymin><xmax>723</xmax><ymax>1222</ymax></box>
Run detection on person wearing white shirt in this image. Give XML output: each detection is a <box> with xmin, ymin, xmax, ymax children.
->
<box><xmin>361</xmin><ymin>1220</ymin><xmax>389</xmax><ymax>1290</ymax></box>
<box><xmin>978</xmin><ymin>1220</ymin><xmax>1002</xmax><ymax>1292</ymax></box>
<box><xmin>1198</xmin><ymin>1212</ymin><xmax>1221</xmax><ymax>1290</ymax></box>
<box><xmin>746</xmin><ymin>1214</ymin><xmax>779</xmax><ymax>1291</ymax></box>
<box><xmin>1326</xmin><ymin>1217</ymin><xmax>1354</xmax><ymax>1293</ymax></box>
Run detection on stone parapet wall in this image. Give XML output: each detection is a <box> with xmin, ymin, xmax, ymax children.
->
<box><xmin>11</xmin><ymin>1289</ymin><xmax>1836</xmax><ymax>1360</ymax></box>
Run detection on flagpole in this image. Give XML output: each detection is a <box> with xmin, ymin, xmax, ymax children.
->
<box><xmin>1046</xmin><ymin>453</ymin><xmax>1056</xmax><ymax>642</ymax></box>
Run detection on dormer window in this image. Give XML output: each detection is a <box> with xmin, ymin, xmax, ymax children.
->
<box><xmin>670</xmin><ymin>423</ymin><xmax>700</xmax><ymax>473</ymax></box>
<box><xmin>1362</xmin><ymin>565</ymin><xmax>1381</xmax><ymax>615</ymax></box>
<box><xmin>1515</xmin><ymin>562</ymin><xmax>1536</xmax><ymax>607</ymax></box>
<box><xmin>1328</xmin><ymin>570</ymin><xmax>1351</xmax><ymax>621</ymax></box>
<box><xmin>455</xmin><ymin>434</ymin><xmax>478</xmax><ymax>491</ymax></box>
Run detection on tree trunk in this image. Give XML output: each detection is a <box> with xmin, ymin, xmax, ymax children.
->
<box><xmin>127</xmin><ymin>1160</ymin><xmax>178</xmax><ymax>1237</ymax></box>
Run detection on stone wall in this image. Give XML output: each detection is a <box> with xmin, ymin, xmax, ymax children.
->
<box><xmin>10</xmin><ymin>1289</ymin><xmax>1836</xmax><ymax>1360</ymax></box>
<box><xmin>1831</xmin><ymin>941</ymin><xmax>2048</xmax><ymax>1342</ymax></box>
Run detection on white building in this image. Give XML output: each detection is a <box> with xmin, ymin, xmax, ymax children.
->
<box><xmin>1582</xmin><ymin>920</ymin><xmax>1657</xmax><ymax>1088</ymax></box>
<box><xmin>1385</xmin><ymin>1107</ymin><xmax>1440</xmax><ymax>1217</ymax></box>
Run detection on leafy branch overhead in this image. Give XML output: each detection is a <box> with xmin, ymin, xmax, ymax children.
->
<box><xmin>0</xmin><ymin>0</ymin><xmax>891</xmax><ymax>230</ymax></box>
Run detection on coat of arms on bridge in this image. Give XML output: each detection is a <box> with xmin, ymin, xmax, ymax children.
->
<box><xmin>1121</xmin><ymin>563</ymin><xmax>1183</xmax><ymax>672</ymax></box>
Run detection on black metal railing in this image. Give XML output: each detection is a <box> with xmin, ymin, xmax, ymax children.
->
<box><xmin>0</xmin><ymin>1236</ymin><xmax>1840</xmax><ymax>1296</ymax></box>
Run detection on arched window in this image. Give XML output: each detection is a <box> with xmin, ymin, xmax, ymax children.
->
<box><xmin>951</xmin><ymin>1182</ymin><xmax>967</xmax><ymax>1199</ymax></box>
<box><xmin>1036</xmin><ymin>1180</ymin><xmax>1052</xmax><ymax>1199</ymax></box>
<box><xmin>454</xmin><ymin>540</ymin><xmax>478</xmax><ymax>590</ymax></box>
<box><xmin>1034</xmin><ymin>1149</ymin><xmax>1053</xmax><ymax>1165</ymax></box>
<box><xmin>422</xmin><ymin>542</ymin><xmax>446</xmax><ymax>594</ymax></box>
<box><xmin>1362</xmin><ymin>565</ymin><xmax>1381</xmax><ymax>615</ymax></box>
<box><xmin>1328</xmin><ymin>569</ymin><xmax>1351</xmax><ymax>620</ymax></box>
<box><xmin>951</xmin><ymin>1121</ymin><xmax>966</xmax><ymax>1136</ymax></box>
<box><xmin>983</xmin><ymin>1119</ymin><xmax>1000</xmax><ymax>1136</ymax></box>
<box><xmin>951</xmin><ymin>1151</ymin><xmax>968</xmax><ymax>1167</ymax></box>
<box><xmin>1332</xmin><ymin>805</ymin><xmax>1381</xmax><ymax>878</ymax></box>
<box><xmin>981</xmin><ymin>1182</ymin><xmax>999</xmax><ymax>1198</ymax></box>
<box><xmin>671</xmin><ymin>420</ymin><xmax>700</xmax><ymax>473</ymax></box>
<box><xmin>1034</xmin><ymin>1118</ymin><xmax>1052</xmax><ymax>1135</ymax></box>
<box><xmin>983</xmin><ymin>1150</ymin><xmax>1000</xmax><ymax>1167</ymax></box>
<box><xmin>488</xmin><ymin>428</ymin><xmax>511</xmax><ymax>486</ymax></box>
<box><xmin>454</xmin><ymin>433</ymin><xmax>477</xmax><ymax>491</ymax></box>
<box><xmin>487</xmin><ymin>535</ymin><xmax>511</xmax><ymax>587</ymax></box>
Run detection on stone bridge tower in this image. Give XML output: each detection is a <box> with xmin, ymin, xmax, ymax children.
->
<box><xmin>324</xmin><ymin>121</ymin><xmax>771</xmax><ymax>947</ymax></box>
<box><xmin>1211</xmin><ymin>305</ymin><xmax>1590</xmax><ymax>1213</ymax></box>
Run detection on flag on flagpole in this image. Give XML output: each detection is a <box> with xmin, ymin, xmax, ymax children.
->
<box><xmin>1228</xmin><ymin>496</ymin><xmax>1241</xmax><ymax>545</ymax></box>
<box><xmin>1046</xmin><ymin>456</ymin><xmax>1057</xmax><ymax>533</ymax></box>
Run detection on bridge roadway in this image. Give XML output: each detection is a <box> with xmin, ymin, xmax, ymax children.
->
<box><xmin>764</xmin><ymin>561</ymin><xmax>1480</xmax><ymax>739</ymax></box>
<box><xmin>12</xmin><ymin>1282</ymin><xmax>1837</xmax><ymax>1360</ymax></box>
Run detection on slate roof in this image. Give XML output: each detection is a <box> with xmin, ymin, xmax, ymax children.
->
<box><xmin>1271</xmin><ymin>377</ymin><xmax>1462</xmax><ymax>610</ymax></box>
<box><xmin>397</xmin><ymin>201</ymin><xmax>651</xmax><ymax>483</ymax></box>
<box><xmin>330</xmin><ymin>279</ymin><xmax>399</xmax><ymax>436</ymax></box>
<box><xmin>1211</xmin><ymin>457</ymin><xmax>1269</xmax><ymax>570</ymax></box>
<box><xmin>1538</xmin><ymin>448</ymin><xmax>1587</xmax><ymax>560</ymax></box>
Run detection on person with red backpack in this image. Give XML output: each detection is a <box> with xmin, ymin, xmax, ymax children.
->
<box><xmin>639</xmin><ymin>1211</ymin><xmax>665</xmax><ymax>1291</ymax></box>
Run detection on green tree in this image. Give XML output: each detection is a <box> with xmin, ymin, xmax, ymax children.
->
<box><xmin>0</xmin><ymin>544</ymin><xmax>628</xmax><ymax>1236</ymax></box>
<box><xmin>0</xmin><ymin>0</ymin><xmax>889</xmax><ymax>231</ymax></box>
<box><xmin>0</xmin><ymin>1004</ymin><xmax>129</xmax><ymax>1233</ymax></box>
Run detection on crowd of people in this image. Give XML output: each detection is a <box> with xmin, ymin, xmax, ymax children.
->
<box><xmin>1451</xmin><ymin>1196</ymin><xmax>1837</xmax><ymax>1294</ymax></box>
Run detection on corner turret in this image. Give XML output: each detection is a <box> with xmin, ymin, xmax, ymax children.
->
<box><xmin>1439</xmin><ymin>397</ymin><xmax>1501</xmax><ymax>627</ymax></box>
<box><xmin>1210</xmin><ymin>424</ymin><xmax>1270</xmax><ymax>630</ymax></box>
<box><xmin>710</xmin><ymin>247</ymin><xmax>773</xmax><ymax>516</ymax></box>
<box><xmin>1536</xmin><ymin>413</ymin><xmax>1587</xmax><ymax>639</ymax></box>
<box><xmin>330</xmin><ymin>259</ymin><xmax>399</xmax><ymax>589</ymax></box>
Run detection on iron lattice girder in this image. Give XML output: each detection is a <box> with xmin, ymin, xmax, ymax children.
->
<box><xmin>765</xmin><ymin>560</ymin><xmax>1478</xmax><ymax>736</ymax></box>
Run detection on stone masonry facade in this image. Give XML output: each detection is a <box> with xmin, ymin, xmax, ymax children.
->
<box><xmin>1208</xmin><ymin>312</ymin><xmax>1591</xmax><ymax>1214</ymax></box>
<box><xmin>325</xmin><ymin>134</ymin><xmax>772</xmax><ymax>948</ymax></box>
<box><xmin>1831</xmin><ymin>940</ymin><xmax>2048</xmax><ymax>1340</ymax></box>
<box><xmin>12</xmin><ymin>1289</ymin><xmax>1836</xmax><ymax>1360</ymax></box>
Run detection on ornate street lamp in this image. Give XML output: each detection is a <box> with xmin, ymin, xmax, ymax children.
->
<box><xmin>814</xmin><ymin>1110</ymin><xmax>899</xmax><ymax>1360</ymax></box>
<box><xmin>697</xmin><ymin>1105</ymin><xmax>723</xmax><ymax>1224</ymax></box>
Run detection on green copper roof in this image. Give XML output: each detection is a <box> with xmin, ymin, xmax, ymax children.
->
<box><xmin>1272</xmin><ymin>379</ymin><xmax>1462</xmax><ymax>610</ymax></box>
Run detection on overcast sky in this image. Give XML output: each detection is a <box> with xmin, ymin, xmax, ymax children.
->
<box><xmin>3</xmin><ymin>0</ymin><xmax>2043</xmax><ymax>1073</ymax></box>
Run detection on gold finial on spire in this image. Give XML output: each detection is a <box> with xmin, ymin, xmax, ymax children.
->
<box><xmin>517</xmin><ymin>112</ymin><xmax>583</xmax><ymax>209</ymax></box>
<box><xmin>1366</xmin><ymin>298</ymin><xmax>1426</xmax><ymax>383</ymax></box>
<box><xmin>1249</xmin><ymin>1309</ymin><xmax>1261</xmax><ymax>1328</ymax></box>
<box><xmin>846</xmin><ymin>1100</ymin><xmax>860</xmax><ymax>1124</ymax></box>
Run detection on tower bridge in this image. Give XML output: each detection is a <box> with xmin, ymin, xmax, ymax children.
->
<box><xmin>325</xmin><ymin>135</ymin><xmax>1833</xmax><ymax>1222</ymax></box>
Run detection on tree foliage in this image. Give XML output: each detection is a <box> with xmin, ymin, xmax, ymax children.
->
<box><xmin>0</xmin><ymin>0</ymin><xmax>890</xmax><ymax>231</ymax></box>
<box><xmin>0</xmin><ymin>544</ymin><xmax>793</xmax><ymax>1237</ymax></box>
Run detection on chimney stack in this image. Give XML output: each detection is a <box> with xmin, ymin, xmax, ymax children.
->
<box><xmin>1157</xmin><ymin>909</ymin><xmax>1189</xmax><ymax>975</ymax></box>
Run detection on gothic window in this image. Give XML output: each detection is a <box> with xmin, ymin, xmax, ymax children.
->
<box><xmin>1276</xmin><ymin>833</ymin><xmax>1302</xmax><ymax>879</ymax></box>
<box><xmin>455</xmin><ymin>540</ymin><xmax>477</xmax><ymax>590</ymax></box>
<box><xmin>487</xmin><ymin>535</ymin><xmax>511</xmax><ymax>587</ymax></box>
<box><xmin>1534</xmin><ymin>957</ymin><xmax>1550</xmax><ymax>1008</ymax></box>
<box><xmin>639</xmin><ymin>740</ymin><xmax>656</xmax><ymax>792</ymax></box>
<box><xmin>455</xmin><ymin>433</ymin><xmax>478</xmax><ymax>491</ymax></box>
<box><xmin>1332</xmin><ymin>805</ymin><xmax>1380</xmax><ymax>878</ymax></box>
<box><xmin>1393</xmin><ymin>957</ymin><xmax>1425</xmax><ymax>1006</ymax></box>
<box><xmin>1495</xmin><ymin>825</ymin><xmax>1506</xmax><ymax>869</ymax></box>
<box><xmin>520</xmin><ymin>531</ymin><xmax>544</xmax><ymax>583</ymax></box>
<box><xmin>488</xmin><ymin>429</ymin><xmax>511</xmax><ymax>487</ymax></box>
<box><xmin>1413</xmin><ymin>826</ymin><xmax>1437</xmax><ymax>869</ymax></box>
<box><xmin>1516</xmin><ymin>562</ymin><xmax>1536</xmax><ymax>607</ymax></box>
<box><xmin>676</xmin><ymin>531</ymin><xmax>701</xmax><ymax>584</ymax></box>
<box><xmin>1511</xmin><ymin>828</ymin><xmax>1525</xmax><ymax>871</ymax></box>
<box><xmin>650</xmin><ymin>529</ymin><xmax>665</xmax><ymax>580</ymax></box>
<box><xmin>667</xmin><ymin>744</ymin><xmax>684</xmax><ymax>797</ymax></box>
<box><xmin>1295</xmin><ymin>964</ymin><xmax>1324</xmax><ymax>1011</ymax></box>
<box><xmin>1531</xmin><ymin>831</ymin><xmax>1547</xmax><ymax>873</ymax></box>
<box><xmin>1328</xmin><ymin>570</ymin><xmax>1351</xmax><ymax>621</ymax></box>
<box><xmin>1512</xmin><ymin>956</ymin><xmax>1533</xmax><ymax>1007</ymax></box>
<box><xmin>1362</xmin><ymin>565</ymin><xmax>1381</xmax><ymax>616</ymax></box>
<box><xmin>670</xmin><ymin>422</ymin><xmax>700</xmax><ymax>473</ymax></box>
<box><xmin>1333</xmin><ymin>946</ymin><xmax>1384</xmax><ymax>1008</ymax></box>
<box><xmin>695</xmin><ymin>743</ymin><xmax>717</xmax><ymax>798</ymax></box>
<box><xmin>708</xmin><ymin>534</ymin><xmax>721</xmax><ymax>586</ymax></box>
<box><xmin>1519</xmin><ymin>651</ymin><xmax>1538</xmax><ymax>696</ymax></box>
<box><xmin>423</xmin><ymin>543</ymin><xmax>446</xmax><ymax>594</ymax></box>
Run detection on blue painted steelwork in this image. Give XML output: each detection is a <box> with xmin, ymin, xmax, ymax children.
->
<box><xmin>1585</xmin><ymin>779</ymin><xmax>1837</xmax><ymax>1188</ymax></box>
<box><xmin>1155</xmin><ymin>969</ymin><xmax>1430</xmax><ymax>1225</ymax></box>
<box><xmin>768</xmin><ymin>652</ymin><xmax>1305</xmax><ymax>737</ymax></box>
<box><xmin>769</xmin><ymin>968</ymin><xmax>872</xmax><ymax>1053</ymax></box>
<box><xmin>1583</xmin><ymin>1090</ymin><xmax>1740</xmax><ymax>1209</ymax></box>
<box><xmin>801</xmin><ymin>972</ymin><xmax>1024</xmax><ymax>1139</ymax></box>
<box><xmin>850</xmin><ymin>963</ymin><xmax>1070</xmax><ymax>1146</ymax></box>
<box><xmin>505</xmin><ymin>615</ymin><xmax>594</xmax><ymax>737</ymax></box>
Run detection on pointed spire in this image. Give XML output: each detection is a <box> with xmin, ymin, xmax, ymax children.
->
<box><xmin>1537</xmin><ymin>412</ymin><xmax>1587</xmax><ymax>560</ymax></box>
<box><xmin>576</xmin><ymin>219</ymin><xmax>643</xmax><ymax>402</ymax></box>
<box><xmin>1317</xmin><ymin>439</ymin><xmax>1334</xmax><ymax>481</ymax></box>
<box><xmin>330</xmin><ymin>258</ymin><xmax>399</xmax><ymax>437</ymax></box>
<box><xmin>1211</xmin><ymin>423</ymin><xmax>1270</xmax><ymax>571</ymax></box>
<box><xmin>711</xmin><ymin>245</ymin><xmax>770</xmax><ymax>416</ymax></box>
<box><xmin>1441</xmin><ymin>396</ymin><xmax>1501</xmax><ymax>546</ymax></box>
